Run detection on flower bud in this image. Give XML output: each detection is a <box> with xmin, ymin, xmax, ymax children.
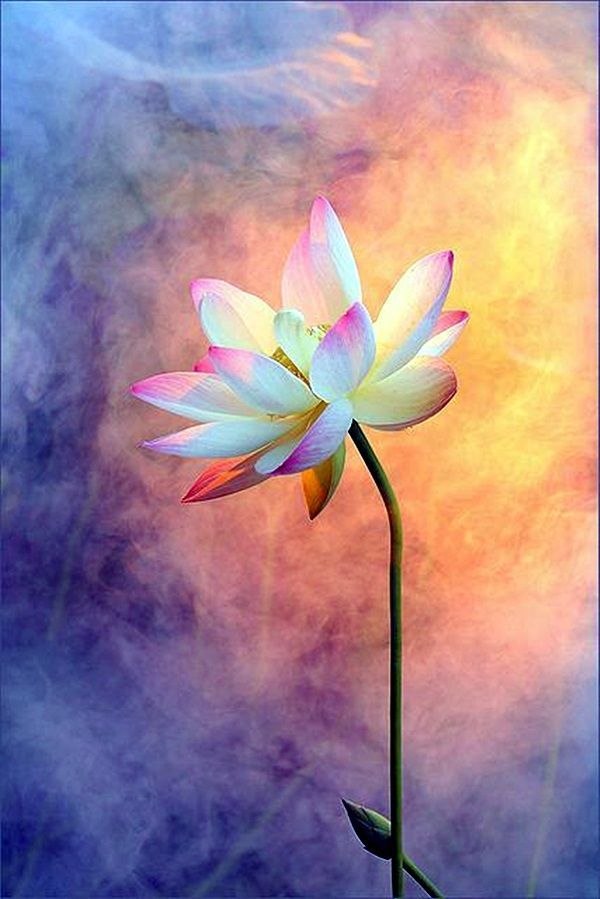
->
<box><xmin>341</xmin><ymin>798</ymin><xmax>392</xmax><ymax>860</ymax></box>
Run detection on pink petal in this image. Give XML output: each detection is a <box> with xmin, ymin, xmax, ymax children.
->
<box><xmin>193</xmin><ymin>354</ymin><xmax>216</xmax><ymax>373</ymax></box>
<box><xmin>352</xmin><ymin>356</ymin><xmax>457</xmax><ymax>430</ymax></box>
<box><xmin>130</xmin><ymin>371</ymin><xmax>255</xmax><ymax>421</ymax></box>
<box><xmin>209</xmin><ymin>346</ymin><xmax>317</xmax><ymax>415</ymax></box>
<box><xmin>141</xmin><ymin>417</ymin><xmax>294</xmax><ymax>458</ymax></box>
<box><xmin>309</xmin><ymin>302</ymin><xmax>376</xmax><ymax>401</ymax></box>
<box><xmin>181</xmin><ymin>452</ymin><xmax>270</xmax><ymax>503</ymax></box>
<box><xmin>272</xmin><ymin>398</ymin><xmax>353</xmax><ymax>475</ymax></box>
<box><xmin>281</xmin><ymin>196</ymin><xmax>361</xmax><ymax>326</ymax></box>
<box><xmin>418</xmin><ymin>310</ymin><xmax>469</xmax><ymax>357</ymax></box>
<box><xmin>373</xmin><ymin>251</ymin><xmax>454</xmax><ymax>379</ymax></box>
<box><xmin>190</xmin><ymin>279</ymin><xmax>275</xmax><ymax>354</ymax></box>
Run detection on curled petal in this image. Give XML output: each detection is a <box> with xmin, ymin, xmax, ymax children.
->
<box><xmin>301</xmin><ymin>441</ymin><xmax>346</xmax><ymax>520</ymax></box>
<box><xmin>142</xmin><ymin>417</ymin><xmax>294</xmax><ymax>458</ymax></box>
<box><xmin>263</xmin><ymin>398</ymin><xmax>353</xmax><ymax>475</ymax></box>
<box><xmin>373</xmin><ymin>251</ymin><xmax>454</xmax><ymax>379</ymax></box>
<box><xmin>352</xmin><ymin>357</ymin><xmax>457</xmax><ymax>430</ymax></box>
<box><xmin>417</xmin><ymin>310</ymin><xmax>469</xmax><ymax>357</ymax></box>
<box><xmin>209</xmin><ymin>346</ymin><xmax>317</xmax><ymax>415</ymax></box>
<box><xmin>282</xmin><ymin>196</ymin><xmax>361</xmax><ymax>325</ymax></box>
<box><xmin>190</xmin><ymin>279</ymin><xmax>276</xmax><ymax>354</ymax></box>
<box><xmin>309</xmin><ymin>302</ymin><xmax>376</xmax><ymax>401</ymax></box>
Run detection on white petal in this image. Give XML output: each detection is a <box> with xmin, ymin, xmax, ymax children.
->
<box><xmin>209</xmin><ymin>346</ymin><xmax>318</xmax><ymax>415</ymax></box>
<box><xmin>352</xmin><ymin>357</ymin><xmax>457</xmax><ymax>429</ymax></box>
<box><xmin>281</xmin><ymin>197</ymin><xmax>361</xmax><ymax>325</ymax></box>
<box><xmin>130</xmin><ymin>372</ymin><xmax>256</xmax><ymax>421</ymax></box>
<box><xmin>254</xmin><ymin>433</ymin><xmax>305</xmax><ymax>475</ymax></box>
<box><xmin>266</xmin><ymin>398</ymin><xmax>353</xmax><ymax>475</ymax></box>
<box><xmin>309</xmin><ymin>302</ymin><xmax>376</xmax><ymax>402</ymax></box>
<box><xmin>417</xmin><ymin>310</ymin><xmax>469</xmax><ymax>357</ymax></box>
<box><xmin>142</xmin><ymin>417</ymin><xmax>294</xmax><ymax>458</ymax></box>
<box><xmin>373</xmin><ymin>251</ymin><xmax>454</xmax><ymax>379</ymax></box>
<box><xmin>190</xmin><ymin>279</ymin><xmax>276</xmax><ymax>354</ymax></box>
<box><xmin>273</xmin><ymin>309</ymin><xmax>320</xmax><ymax>374</ymax></box>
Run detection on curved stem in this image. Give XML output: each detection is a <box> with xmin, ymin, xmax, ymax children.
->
<box><xmin>349</xmin><ymin>421</ymin><xmax>403</xmax><ymax>898</ymax></box>
<box><xmin>404</xmin><ymin>855</ymin><xmax>444</xmax><ymax>898</ymax></box>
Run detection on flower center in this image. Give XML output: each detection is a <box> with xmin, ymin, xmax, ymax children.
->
<box><xmin>307</xmin><ymin>323</ymin><xmax>331</xmax><ymax>340</ymax></box>
<box><xmin>271</xmin><ymin>323</ymin><xmax>331</xmax><ymax>384</ymax></box>
<box><xmin>271</xmin><ymin>346</ymin><xmax>307</xmax><ymax>381</ymax></box>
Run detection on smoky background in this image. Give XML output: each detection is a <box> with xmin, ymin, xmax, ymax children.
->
<box><xmin>1</xmin><ymin>2</ymin><xmax>597</xmax><ymax>896</ymax></box>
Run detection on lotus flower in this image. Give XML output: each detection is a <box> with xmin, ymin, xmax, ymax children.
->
<box><xmin>131</xmin><ymin>197</ymin><xmax>468</xmax><ymax>517</ymax></box>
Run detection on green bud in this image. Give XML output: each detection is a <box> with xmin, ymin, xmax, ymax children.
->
<box><xmin>341</xmin><ymin>798</ymin><xmax>392</xmax><ymax>860</ymax></box>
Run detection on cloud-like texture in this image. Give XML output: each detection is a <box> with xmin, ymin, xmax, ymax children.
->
<box><xmin>2</xmin><ymin>2</ymin><xmax>597</xmax><ymax>896</ymax></box>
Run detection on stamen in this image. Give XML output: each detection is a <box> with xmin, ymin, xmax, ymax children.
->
<box><xmin>307</xmin><ymin>323</ymin><xmax>331</xmax><ymax>339</ymax></box>
<box><xmin>271</xmin><ymin>346</ymin><xmax>308</xmax><ymax>382</ymax></box>
<box><xmin>270</xmin><ymin>322</ymin><xmax>331</xmax><ymax>385</ymax></box>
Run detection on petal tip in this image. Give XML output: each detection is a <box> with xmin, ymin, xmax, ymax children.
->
<box><xmin>193</xmin><ymin>354</ymin><xmax>215</xmax><ymax>373</ymax></box>
<box><xmin>189</xmin><ymin>279</ymin><xmax>203</xmax><ymax>309</ymax></box>
<box><xmin>207</xmin><ymin>345</ymin><xmax>224</xmax><ymax>362</ymax></box>
<box><xmin>190</xmin><ymin>278</ymin><xmax>219</xmax><ymax>309</ymax></box>
<box><xmin>310</xmin><ymin>194</ymin><xmax>337</xmax><ymax>232</ymax></box>
<box><xmin>312</xmin><ymin>193</ymin><xmax>330</xmax><ymax>210</ymax></box>
<box><xmin>428</xmin><ymin>249</ymin><xmax>453</xmax><ymax>268</ymax></box>
<box><xmin>140</xmin><ymin>437</ymin><xmax>167</xmax><ymax>452</ymax></box>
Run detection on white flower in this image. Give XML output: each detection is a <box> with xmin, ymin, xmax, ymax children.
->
<box><xmin>131</xmin><ymin>197</ymin><xmax>468</xmax><ymax>517</ymax></box>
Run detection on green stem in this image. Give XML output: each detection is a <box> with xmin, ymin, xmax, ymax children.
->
<box><xmin>349</xmin><ymin>421</ymin><xmax>403</xmax><ymax>898</ymax></box>
<box><xmin>403</xmin><ymin>855</ymin><xmax>444</xmax><ymax>898</ymax></box>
